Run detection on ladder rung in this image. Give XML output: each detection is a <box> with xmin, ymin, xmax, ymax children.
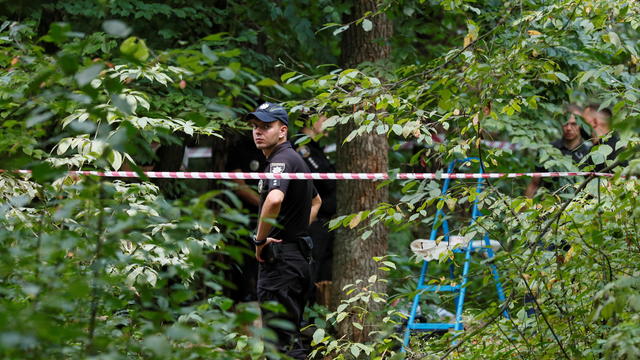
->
<box><xmin>417</xmin><ymin>284</ymin><xmax>460</xmax><ymax>292</ymax></box>
<box><xmin>408</xmin><ymin>322</ymin><xmax>456</xmax><ymax>330</ymax></box>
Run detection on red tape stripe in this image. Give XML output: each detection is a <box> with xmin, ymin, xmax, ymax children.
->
<box><xmin>1</xmin><ymin>170</ymin><xmax>622</xmax><ymax>180</ymax></box>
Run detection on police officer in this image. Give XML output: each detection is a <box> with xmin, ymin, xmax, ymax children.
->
<box><xmin>296</xmin><ymin>113</ymin><xmax>336</xmax><ymax>305</ymax></box>
<box><xmin>246</xmin><ymin>102</ymin><xmax>322</xmax><ymax>359</ymax></box>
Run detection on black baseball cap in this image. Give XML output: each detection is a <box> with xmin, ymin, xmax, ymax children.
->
<box><xmin>246</xmin><ymin>102</ymin><xmax>289</xmax><ymax>125</ymax></box>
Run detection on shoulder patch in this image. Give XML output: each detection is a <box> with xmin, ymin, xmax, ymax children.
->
<box><xmin>297</xmin><ymin>145</ymin><xmax>311</xmax><ymax>158</ymax></box>
<box><xmin>270</xmin><ymin>162</ymin><xmax>286</xmax><ymax>173</ymax></box>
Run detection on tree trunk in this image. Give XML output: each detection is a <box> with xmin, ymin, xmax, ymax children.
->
<box><xmin>339</xmin><ymin>1</ymin><xmax>392</xmax><ymax>67</ymax></box>
<box><xmin>332</xmin><ymin>0</ymin><xmax>392</xmax><ymax>342</ymax></box>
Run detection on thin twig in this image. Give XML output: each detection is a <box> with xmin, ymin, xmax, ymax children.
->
<box><xmin>438</xmin><ymin>292</ymin><xmax>516</xmax><ymax>359</ymax></box>
<box><xmin>496</xmin><ymin>321</ymin><xmax>529</xmax><ymax>360</ymax></box>
<box><xmin>569</xmin><ymin>217</ymin><xmax>613</xmax><ymax>282</ymax></box>
<box><xmin>86</xmin><ymin>180</ymin><xmax>105</xmax><ymax>354</ymax></box>
<box><xmin>389</xmin><ymin>8</ymin><xmax>513</xmax><ymax>89</ymax></box>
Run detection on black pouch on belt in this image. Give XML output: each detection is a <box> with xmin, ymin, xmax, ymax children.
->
<box><xmin>262</xmin><ymin>243</ymin><xmax>282</xmax><ymax>264</ymax></box>
<box><xmin>298</xmin><ymin>235</ymin><xmax>314</xmax><ymax>263</ymax></box>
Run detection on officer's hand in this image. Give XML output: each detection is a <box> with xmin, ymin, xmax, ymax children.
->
<box><xmin>256</xmin><ymin>237</ymin><xmax>282</xmax><ymax>263</ymax></box>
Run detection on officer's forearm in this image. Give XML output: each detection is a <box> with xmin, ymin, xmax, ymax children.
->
<box><xmin>230</xmin><ymin>172</ymin><xmax>260</xmax><ymax>207</ymax></box>
<box><xmin>256</xmin><ymin>190</ymin><xmax>284</xmax><ymax>240</ymax></box>
<box><xmin>233</xmin><ymin>180</ymin><xmax>260</xmax><ymax>207</ymax></box>
<box><xmin>309</xmin><ymin>194</ymin><xmax>322</xmax><ymax>224</ymax></box>
<box><xmin>525</xmin><ymin>177</ymin><xmax>540</xmax><ymax>199</ymax></box>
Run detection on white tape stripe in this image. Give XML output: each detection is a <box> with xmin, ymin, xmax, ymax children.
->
<box><xmin>2</xmin><ymin>170</ymin><xmax>630</xmax><ymax>180</ymax></box>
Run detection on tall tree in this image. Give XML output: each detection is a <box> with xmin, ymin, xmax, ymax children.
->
<box><xmin>332</xmin><ymin>0</ymin><xmax>393</xmax><ymax>342</ymax></box>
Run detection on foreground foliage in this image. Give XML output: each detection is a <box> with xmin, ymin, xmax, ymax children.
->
<box><xmin>1</xmin><ymin>0</ymin><xmax>639</xmax><ymax>359</ymax></box>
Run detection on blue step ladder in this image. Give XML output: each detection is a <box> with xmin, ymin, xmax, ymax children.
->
<box><xmin>403</xmin><ymin>158</ymin><xmax>509</xmax><ymax>350</ymax></box>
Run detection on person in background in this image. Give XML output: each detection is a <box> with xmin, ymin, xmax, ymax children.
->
<box><xmin>526</xmin><ymin>105</ymin><xmax>592</xmax><ymax>198</ymax></box>
<box><xmin>296</xmin><ymin>112</ymin><xmax>337</xmax><ymax>306</ymax></box>
<box><xmin>582</xmin><ymin>104</ymin><xmax>626</xmax><ymax>171</ymax></box>
<box><xmin>224</xmin><ymin>134</ymin><xmax>267</xmax><ymax>304</ymax></box>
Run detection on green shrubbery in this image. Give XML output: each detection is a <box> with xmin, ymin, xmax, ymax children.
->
<box><xmin>1</xmin><ymin>0</ymin><xmax>640</xmax><ymax>358</ymax></box>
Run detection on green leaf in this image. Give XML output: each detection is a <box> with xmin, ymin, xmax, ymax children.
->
<box><xmin>202</xmin><ymin>32</ymin><xmax>228</xmax><ymax>41</ymax></box>
<box><xmin>248</xmin><ymin>84</ymin><xmax>260</xmax><ymax>94</ymax></box>
<box><xmin>312</xmin><ymin>328</ymin><xmax>325</xmax><ymax>346</ymax></box>
<box><xmin>381</xmin><ymin>261</ymin><xmax>396</xmax><ymax>269</ymax></box>
<box><xmin>256</xmin><ymin>77</ymin><xmax>277</xmax><ymax>86</ymax></box>
<box><xmin>102</xmin><ymin>20</ymin><xmax>131</xmax><ymax>38</ymax></box>
<box><xmin>42</xmin><ymin>22</ymin><xmax>72</xmax><ymax>44</ymax></box>
<box><xmin>350</xmin><ymin>344</ymin><xmax>361</xmax><ymax>357</ymax></box>
<box><xmin>281</xmin><ymin>72</ymin><xmax>297</xmax><ymax>82</ymax></box>
<box><xmin>119</xmin><ymin>37</ymin><xmax>149</xmax><ymax>61</ymax></box>
<box><xmin>30</xmin><ymin>162</ymin><xmax>66</xmax><ymax>183</ymax></box>
<box><xmin>111</xmin><ymin>94</ymin><xmax>133</xmax><ymax>115</ymax></box>
<box><xmin>108</xmin><ymin>150</ymin><xmax>123</xmax><ymax>170</ymax></box>
<box><xmin>607</xmin><ymin>31</ymin><xmax>621</xmax><ymax>48</ymax></box>
<box><xmin>357</xmin><ymin>343</ymin><xmax>374</xmax><ymax>355</ymax></box>
<box><xmin>218</xmin><ymin>48</ymin><xmax>242</xmax><ymax>57</ymax></box>
<box><xmin>579</xmin><ymin>69</ymin><xmax>596</xmax><ymax>86</ymax></box>
<box><xmin>329</xmin><ymin>216</ymin><xmax>344</xmax><ymax>229</ymax></box>
<box><xmin>75</xmin><ymin>64</ymin><xmax>103</xmax><ymax>87</ymax></box>
<box><xmin>590</xmin><ymin>144</ymin><xmax>613</xmax><ymax>165</ymax></box>
<box><xmin>362</xmin><ymin>19</ymin><xmax>373</xmax><ymax>32</ymax></box>
<box><xmin>143</xmin><ymin>335</ymin><xmax>170</xmax><ymax>356</ymax></box>
<box><xmin>344</xmin><ymin>96</ymin><xmax>362</xmax><ymax>105</ymax></box>
<box><xmin>274</xmin><ymin>84</ymin><xmax>291</xmax><ymax>96</ymax></box>
<box><xmin>352</xmin><ymin>321</ymin><xmax>363</xmax><ymax>330</ymax></box>
<box><xmin>555</xmin><ymin>72</ymin><xmax>570</xmax><ymax>82</ymax></box>
<box><xmin>628</xmin><ymin>295</ymin><xmax>640</xmax><ymax>311</ymax></box>
<box><xmin>336</xmin><ymin>312</ymin><xmax>348</xmax><ymax>322</ymax></box>
<box><xmin>201</xmin><ymin>44</ymin><xmax>218</xmax><ymax>62</ymax></box>
<box><xmin>219</xmin><ymin>68</ymin><xmax>235</xmax><ymax>80</ymax></box>
<box><xmin>26</xmin><ymin>109</ymin><xmax>53</xmax><ymax>128</ymax></box>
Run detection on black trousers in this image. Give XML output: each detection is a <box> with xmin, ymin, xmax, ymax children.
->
<box><xmin>227</xmin><ymin>241</ymin><xmax>259</xmax><ymax>302</ymax></box>
<box><xmin>257</xmin><ymin>243</ymin><xmax>311</xmax><ymax>360</ymax></box>
<box><xmin>309</xmin><ymin>218</ymin><xmax>334</xmax><ymax>283</ymax></box>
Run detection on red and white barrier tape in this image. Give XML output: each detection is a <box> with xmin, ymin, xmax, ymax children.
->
<box><xmin>4</xmin><ymin>170</ymin><xmax>620</xmax><ymax>180</ymax></box>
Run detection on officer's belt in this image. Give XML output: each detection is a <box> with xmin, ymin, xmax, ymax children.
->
<box><xmin>277</xmin><ymin>242</ymin><xmax>301</xmax><ymax>252</ymax></box>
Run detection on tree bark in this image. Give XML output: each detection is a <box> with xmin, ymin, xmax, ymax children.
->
<box><xmin>339</xmin><ymin>1</ymin><xmax>392</xmax><ymax>67</ymax></box>
<box><xmin>332</xmin><ymin>0</ymin><xmax>392</xmax><ymax>342</ymax></box>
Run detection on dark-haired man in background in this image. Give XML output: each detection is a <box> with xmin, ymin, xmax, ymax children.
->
<box><xmin>224</xmin><ymin>133</ymin><xmax>267</xmax><ymax>305</ymax></box>
<box><xmin>296</xmin><ymin>113</ymin><xmax>336</xmax><ymax>306</ymax></box>
<box><xmin>583</xmin><ymin>104</ymin><xmax>626</xmax><ymax>171</ymax></box>
<box><xmin>526</xmin><ymin>106</ymin><xmax>592</xmax><ymax>198</ymax></box>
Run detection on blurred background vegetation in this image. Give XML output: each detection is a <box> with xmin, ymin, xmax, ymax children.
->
<box><xmin>0</xmin><ymin>0</ymin><xmax>639</xmax><ymax>359</ymax></box>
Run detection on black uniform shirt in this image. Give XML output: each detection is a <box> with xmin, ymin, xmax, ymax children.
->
<box><xmin>594</xmin><ymin>132</ymin><xmax>626</xmax><ymax>171</ymax></box>
<box><xmin>297</xmin><ymin>140</ymin><xmax>336</xmax><ymax>218</ymax></box>
<box><xmin>258</xmin><ymin>142</ymin><xmax>317</xmax><ymax>243</ymax></box>
<box><xmin>537</xmin><ymin>139</ymin><xmax>592</xmax><ymax>190</ymax></box>
<box><xmin>549</xmin><ymin>139</ymin><xmax>592</xmax><ymax>164</ymax></box>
